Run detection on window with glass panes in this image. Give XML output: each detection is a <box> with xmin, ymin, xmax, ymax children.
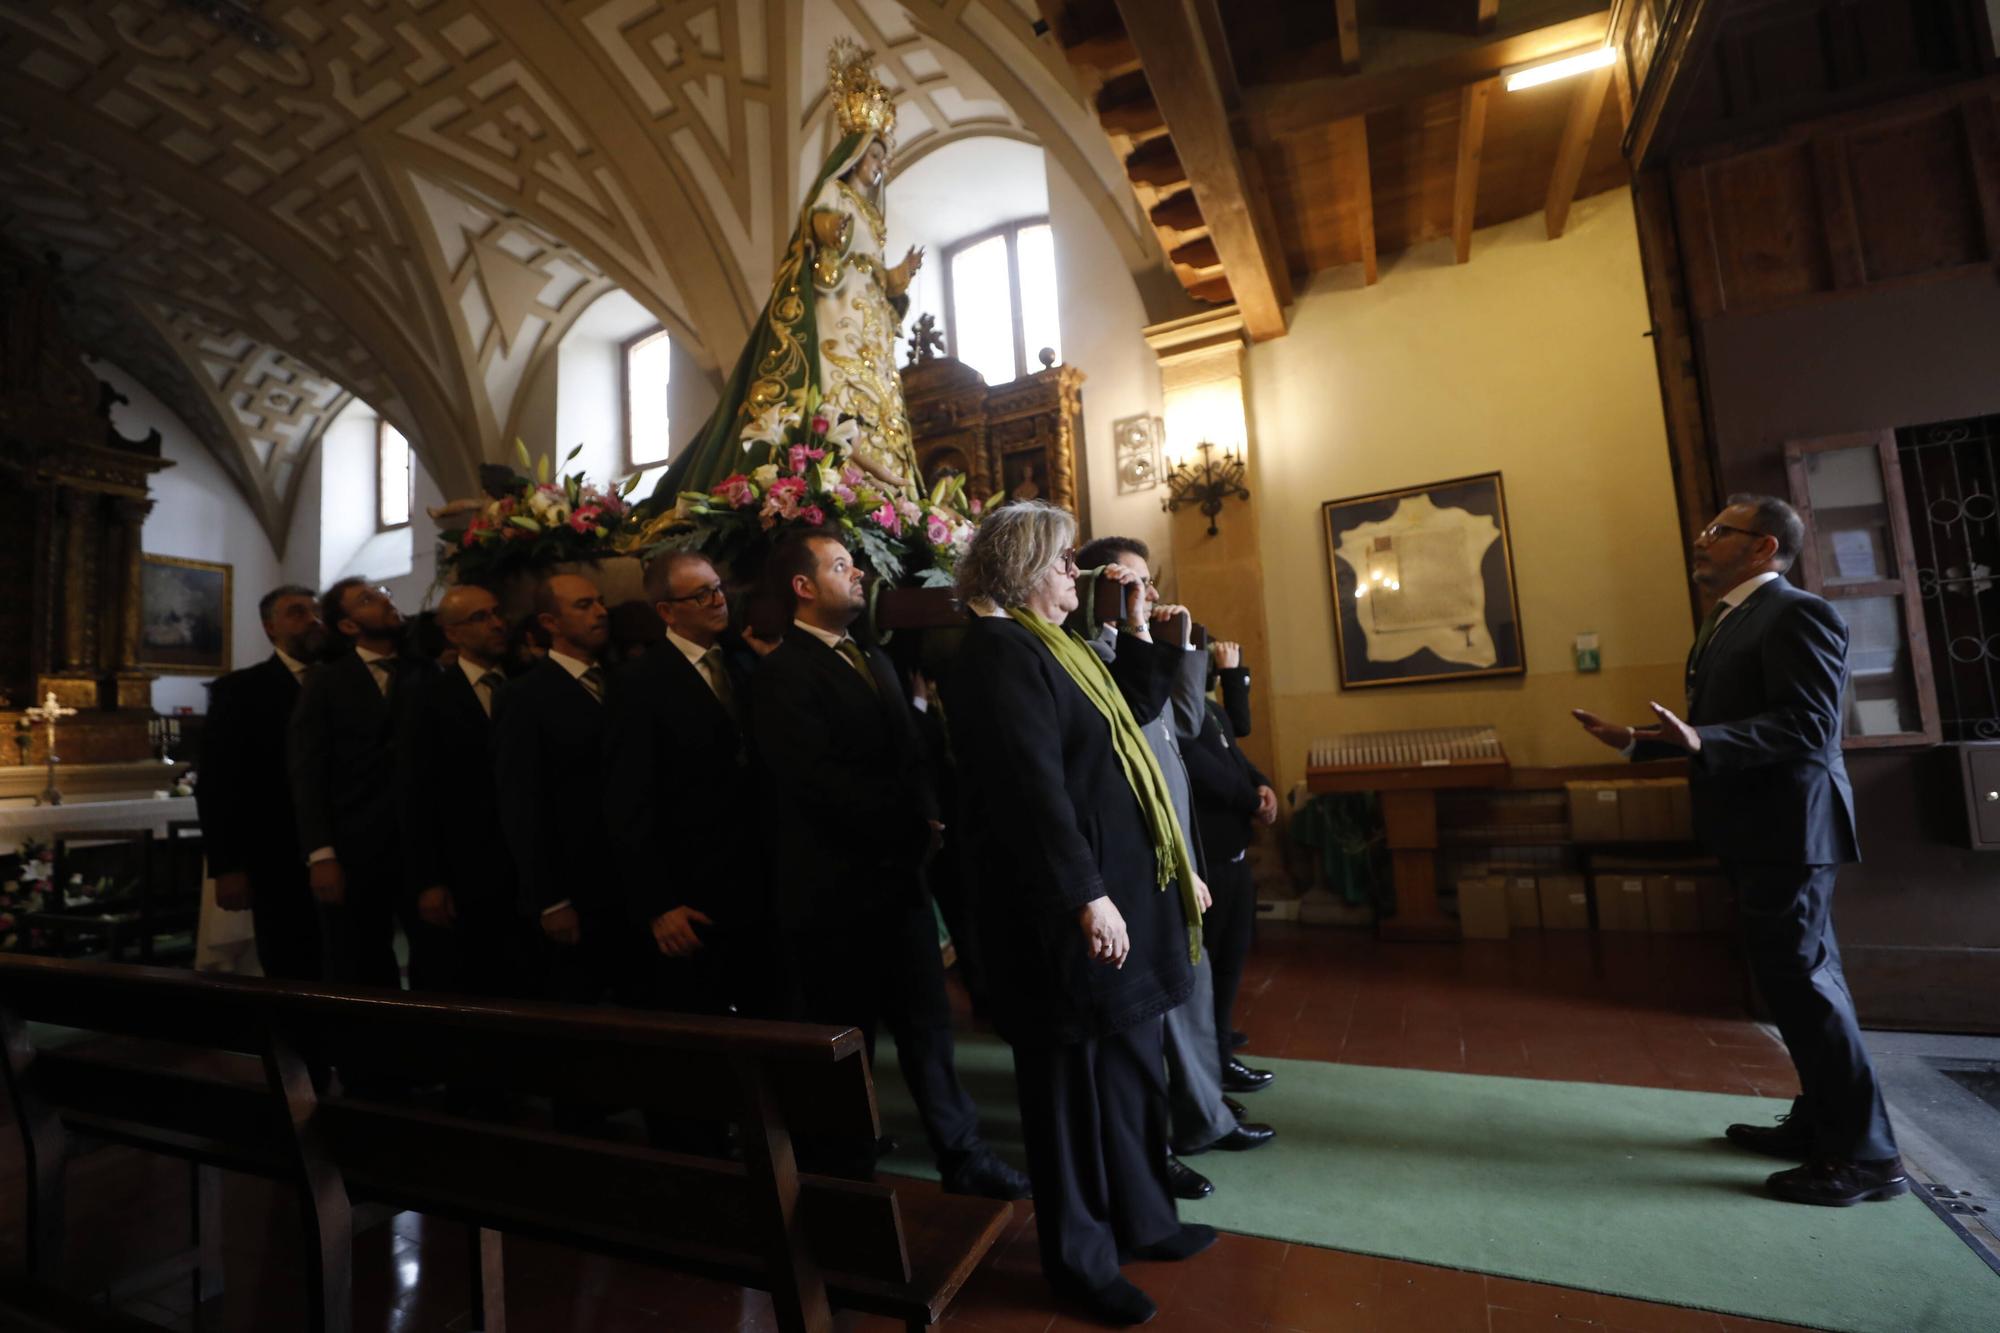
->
<box><xmin>378</xmin><ymin>421</ymin><xmax>411</xmax><ymax>531</ymax></box>
<box><xmin>943</xmin><ymin>218</ymin><xmax>1061</xmax><ymax>386</ymax></box>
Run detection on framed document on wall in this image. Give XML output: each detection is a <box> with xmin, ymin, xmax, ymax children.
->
<box><xmin>138</xmin><ymin>554</ymin><xmax>232</xmax><ymax>675</ymax></box>
<box><xmin>1321</xmin><ymin>471</ymin><xmax>1524</xmax><ymax>689</ymax></box>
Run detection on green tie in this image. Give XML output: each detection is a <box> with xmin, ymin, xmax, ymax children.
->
<box><xmin>837</xmin><ymin>639</ymin><xmax>878</xmax><ymax>694</ymax></box>
<box><xmin>1690</xmin><ymin>602</ymin><xmax>1727</xmax><ymax>664</ymax></box>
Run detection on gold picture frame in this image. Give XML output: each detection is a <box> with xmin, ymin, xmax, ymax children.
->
<box><xmin>138</xmin><ymin>554</ymin><xmax>233</xmax><ymax>675</ymax></box>
<box><xmin>1321</xmin><ymin>471</ymin><xmax>1524</xmax><ymax>689</ymax></box>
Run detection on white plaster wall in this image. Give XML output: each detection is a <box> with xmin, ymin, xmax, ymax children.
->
<box><xmin>1046</xmin><ymin>154</ymin><xmax>1166</xmax><ymax>557</ymax></box>
<box><xmin>91</xmin><ymin>360</ymin><xmax>282</xmax><ymax>715</ymax></box>
<box><xmin>313</xmin><ymin>397</ymin><xmax>443</xmax><ymax>614</ymax></box>
<box><xmin>551</xmin><ymin>288</ymin><xmax>720</xmax><ymax>500</ymax></box>
<box><xmin>887</xmin><ymin>135</ymin><xmax>1051</xmax><ymax>350</ymax></box>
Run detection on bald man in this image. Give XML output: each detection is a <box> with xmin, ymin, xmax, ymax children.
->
<box><xmin>493</xmin><ymin>573</ymin><xmax>632</xmax><ymax>1006</ymax></box>
<box><xmin>396</xmin><ymin>585</ymin><xmax>537</xmax><ymax>997</ymax></box>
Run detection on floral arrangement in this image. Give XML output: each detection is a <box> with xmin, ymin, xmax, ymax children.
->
<box><xmin>656</xmin><ymin>390</ymin><xmax>987</xmax><ymax>587</ymax></box>
<box><xmin>0</xmin><ymin>837</ymin><xmax>51</xmax><ymax>952</ymax></box>
<box><xmin>433</xmin><ymin>442</ymin><xmax>642</xmax><ymax>586</ymax></box>
<box><xmin>171</xmin><ymin>769</ymin><xmax>197</xmax><ymax>799</ymax></box>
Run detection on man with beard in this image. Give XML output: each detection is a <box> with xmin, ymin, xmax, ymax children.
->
<box><xmin>200</xmin><ymin>585</ymin><xmax>328</xmax><ymax>980</ymax></box>
<box><xmin>290</xmin><ymin>578</ymin><xmax>418</xmax><ymax>988</ymax></box>
<box><xmin>751</xmin><ymin>529</ymin><xmax>1029</xmax><ymax>1200</ymax></box>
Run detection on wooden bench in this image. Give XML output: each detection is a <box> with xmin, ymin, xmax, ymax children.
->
<box><xmin>0</xmin><ymin>955</ymin><xmax>1012</xmax><ymax>1332</ymax></box>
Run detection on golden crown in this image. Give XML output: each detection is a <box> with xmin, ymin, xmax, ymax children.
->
<box><xmin>827</xmin><ymin>38</ymin><xmax>896</xmax><ymax>144</ymax></box>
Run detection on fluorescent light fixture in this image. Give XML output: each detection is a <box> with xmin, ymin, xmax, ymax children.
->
<box><xmin>1503</xmin><ymin>45</ymin><xmax>1615</xmax><ymax>92</ymax></box>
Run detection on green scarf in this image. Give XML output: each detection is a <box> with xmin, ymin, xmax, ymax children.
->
<box><xmin>1007</xmin><ymin>607</ymin><xmax>1202</xmax><ymax>963</ymax></box>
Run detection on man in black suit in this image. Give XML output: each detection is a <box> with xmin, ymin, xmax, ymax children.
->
<box><xmin>290</xmin><ymin>578</ymin><xmax>417</xmax><ymax>989</ymax></box>
<box><xmin>493</xmin><ymin>572</ymin><xmax>626</xmax><ymax>1007</ymax></box>
<box><xmin>199</xmin><ymin>585</ymin><xmax>327</xmax><ymax>981</ymax></box>
<box><xmin>606</xmin><ymin>550</ymin><xmax>770</xmax><ymax>1019</ymax></box>
<box><xmin>751</xmin><ymin>529</ymin><xmax>1028</xmax><ymax>1200</ymax></box>
<box><xmin>1178</xmin><ymin>639</ymin><xmax>1279</xmax><ymax>1076</ymax></box>
<box><xmin>1575</xmin><ymin>494</ymin><xmax>1902</xmax><ymax>1207</ymax></box>
<box><xmin>396</xmin><ymin>584</ymin><xmax>535</xmax><ymax>997</ymax></box>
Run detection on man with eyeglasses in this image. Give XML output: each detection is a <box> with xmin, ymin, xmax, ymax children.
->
<box><xmin>606</xmin><ymin>551</ymin><xmax>773</xmax><ymax>1030</ymax></box>
<box><xmin>1573</xmin><ymin>495</ymin><xmax>1902</xmax><ymax>1208</ymax></box>
<box><xmin>394</xmin><ymin>584</ymin><xmax>536</xmax><ymax>998</ymax></box>
<box><xmin>290</xmin><ymin>577</ymin><xmax>419</xmax><ymax>989</ymax></box>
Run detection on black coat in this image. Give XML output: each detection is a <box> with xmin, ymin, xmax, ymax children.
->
<box><xmin>605</xmin><ymin>641</ymin><xmax>764</xmax><ymax>928</ymax></box>
<box><xmin>395</xmin><ymin>662</ymin><xmax>516</xmax><ymax>919</ymax></box>
<box><xmin>749</xmin><ymin>626</ymin><xmax>936</xmax><ymax>930</ymax></box>
<box><xmin>1637</xmin><ymin>577</ymin><xmax>1860</xmax><ymax>865</ymax></box>
<box><xmin>1182</xmin><ymin>698</ymin><xmax>1271</xmax><ymax>869</ymax></box>
<box><xmin>1216</xmin><ymin>665</ymin><xmax>1253</xmax><ymax>740</ymax></box>
<box><xmin>492</xmin><ymin>657</ymin><xmax>613</xmax><ymax>919</ymax></box>
<box><xmin>198</xmin><ymin>654</ymin><xmax>304</xmax><ymax>879</ymax></box>
<box><xmin>289</xmin><ymin>651</ymin><xmax>416</xmax><ymax>869</ymax></box>
<box><xmin>942</xmin><ymin>615</ymin><xmax>1196</xmax><ymax>1045</ymax></box>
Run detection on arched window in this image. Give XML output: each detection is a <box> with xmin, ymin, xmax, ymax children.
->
<box><xmin>377</xmin><ymin>421</ymin><xmax>411</xmax><ymax>531</ymax></box>
<box><xmin>944</xmin><ymin>217</ymin><xmax>1061</xmax><ymax>385</ymax></box>
<box><xmin>623</xmin><ymin>326</ymin><xmax>674</xmax><ymax>473</ymax></box>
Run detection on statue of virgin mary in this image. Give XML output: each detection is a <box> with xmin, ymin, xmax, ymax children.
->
<box><xmin>641</xmin><ymin>39</ymin><xmax>924</xmax><ymax>516</ymax></box>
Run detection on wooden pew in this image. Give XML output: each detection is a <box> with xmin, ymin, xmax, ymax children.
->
<box><xmin>0</xmin><ymin>956</ymin><xmax>1012</xmax><ymax>1333</ymax></box>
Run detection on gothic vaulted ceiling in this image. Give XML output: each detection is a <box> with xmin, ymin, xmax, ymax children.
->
<box><xmin>0</xmin><ymin>0</ymin><xmax>1159</xmax><ymax>546</ymax></box>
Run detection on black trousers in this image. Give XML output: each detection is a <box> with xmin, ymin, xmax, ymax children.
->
<box><xmin>246</xmin><ymin>860</ymin><xmax>321</xmax><ymax>982</ymax></box>
<box><xmin>406</xmin><ymin>902</ymin><xmax>545</xmax><ymax>1001</ymax></box>
<box><xmin>1203</xmin><ymin>853</ymin><xmax>1256</xmax><ymax>1068</ymax></box>
<box><xmin>315</xmin><ymin>850</ymin><xmax>403</xmax><ymax>990</ymax></box>
<box><xmin>1012</xmin><ymin>1020</ymin><xmax>1180</xmax><ymax>1293</ymax></box>
<box><xmin>783</xmin><ymin>898</ymin><xmax>983</xmax><ymax>1172</ymax></box>
<box><xmin>1731</xmin><ymin>862</ymin><xmax>1897</xmax><ymax>1161</ymax></box>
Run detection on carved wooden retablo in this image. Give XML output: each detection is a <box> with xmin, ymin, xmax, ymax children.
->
<box><xmin>900</xmin><ymin>351</ymin><xmax>1087</xmax><ymax>525</ymax></box>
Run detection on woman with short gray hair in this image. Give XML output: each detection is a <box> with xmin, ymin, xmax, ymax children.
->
<box><xmin>943</xmin><ymin>500</ymin><xmax>1210</xmax><ymax>1325</ymax></box>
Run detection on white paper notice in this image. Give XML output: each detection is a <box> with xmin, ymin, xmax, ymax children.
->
<box><xmin>1830</xmin><ymin>529</ymin><xmax>1880</xmax><ymax>582</ymax></box>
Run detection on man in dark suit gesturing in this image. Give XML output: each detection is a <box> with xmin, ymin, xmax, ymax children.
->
<box><xmin>199</xmin><ymin>585</ymin><xmax>327</xmax><ymax>980</ymax></box>
<box><xmin>1574</xmin><ymin>494</ymin><xmax>1902</xmax><ymax>1207</ymax></box>
<box><xmin>290</xmin><ymin>578</ymin><xmax>418</xmax><ymax>988</ymax></box>
<box><xmin>752</xmin><ymin>529</ymin><xmax>1028</xmax><ymax>1200</ymax></box>
<box><xmin>396</xmin><ymin>584</ymin><xmax>532</xmax><ymax>997</ymax></box>
<box><xmin>606</xmin><ymin>550</ymin><xmax>770</xmax><ymax>1019</ymax></box>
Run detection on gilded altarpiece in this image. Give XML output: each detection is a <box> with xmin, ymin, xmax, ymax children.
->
<box><xmin>0</xmin><ymin>245</ymin><xmax>170</xmax><ymax>768</ymax></box>
<box><xmin>901</xmin><ymin>353</ymin><xmax>1088</xmax><ymax>525</ymax></box>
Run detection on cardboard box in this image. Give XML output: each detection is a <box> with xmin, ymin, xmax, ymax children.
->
<box><xmin>1505</xmin><ymin>875</ymin><xmax>1541</xmax><ymax>930</ymax></box>
<box><xmin>1619</xmin><ymin>782</ymin><xmax>1678</xmax><ymax>841</ymax></box>
<box><xmin>1665</xmin><ymin>782</ymin><xmax>1694</xmax><ymax>840</ymax></box>
<box><xmin>1646</xmin><ymin>875</ymin><xmax>1703</xmax><ymax>934</ymax></box>
<box><xmin>1698</xmin><ymin>876</ymin><xmax>1738</xmax><ymax>933</ymax></box>
<box><xmin>1457</xmin><ymin>875</ymin><xmax>1511</xmax><ymax>939</ymax></box>
<box><xmin>1537</xmin><ymin>874</ymin><xmax>1590</xmax><ymax>929</ymax></box>
<box><xmin>1566</xmin><ymin>782</ymin><xmax>1623</xmax><ymax>842</ymax></box>
<box><xmin>1595</xmin><ymin>875</ymin><xmax>1651</xmax><ymax>931</ymax></box>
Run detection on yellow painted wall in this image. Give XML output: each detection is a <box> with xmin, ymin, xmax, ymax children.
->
<box><xmin>1243</xmin><ymin>189</ymin><xmax>1693</xmax><ymax>796</ymax></box>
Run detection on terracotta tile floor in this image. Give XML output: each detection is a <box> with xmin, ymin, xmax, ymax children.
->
<box><xmin>1</xmin><ymin>926</ymin><xmax>1818</xmax><ymax>1332</ymax></box>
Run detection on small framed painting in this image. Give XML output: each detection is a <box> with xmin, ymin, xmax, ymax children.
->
<box><xmin>1321</xmin><ymin>471</ymin><xmax>1524</xmax><ymax>689</ymax></box>
<box><xmin>139</xmin><ymin>554</ymin><xmax>232</xmax><ymax>675</ymax></box>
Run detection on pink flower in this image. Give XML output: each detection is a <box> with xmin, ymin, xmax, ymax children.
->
<box><xmin>831</xmin><ymin>482</ymin><xmax>857</xmax><ymax>506</ymax></box>
<box><xmin>801</xmin><ymin>505</ymin><xmax>826</xmax><ymax>526</ymax></box>
<box><xmin>841</xmin><ymin>464</ymin><xmax>865</xmax><ymax>489</ymax></box>
<box><xmin>811</xmin><ymin>416</ymin><xmax>831</xmax><ymax>435</ymax></box>
<box><xmin>786</xmin><ymin>444</ymin><xmax>827</xmax><ymax>475</ymax></box>
<box><xmin>715</xmin><ymin>474</ymin><xmax>756</xmax><ymax>508</ymax></box>
<box><xmin>925</xmin><ymin>513</ymin><xmax>953</xmax><ymax>547</ymax></box>
<box><xmin>568</xmin><ymin>505</ymin><xmax>602</xmax><ymax>533</ymax></box>
<box><xmin>869</xmin><ymin>501</ymin><xmax>901</xmax><ymax>536</ymax></box>
<box><xmin>969</xmin><ymin>497</ymin><xmax>984</xmax><ymax>516</ymax></box>
<box><xmin>762</xmin><ymin>476</ymin><xmax>807</xmax><ymax>524</ymax></box>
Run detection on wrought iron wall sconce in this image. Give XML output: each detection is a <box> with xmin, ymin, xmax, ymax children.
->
<box><xmin>1163</xmin><ymin>441</ymin><xmax>1249</xmax><ymax>536</ymax></box>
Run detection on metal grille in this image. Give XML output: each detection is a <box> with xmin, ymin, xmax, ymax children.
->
<box><xmin>1898</xmin><ymin>414</ymin><xmax>2000</xmax><ymax>741</ymax></box>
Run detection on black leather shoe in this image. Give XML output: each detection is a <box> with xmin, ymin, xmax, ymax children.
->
<box><xmin>1054</xmin><ymin>1275</ymin><xmax>1157</xmax><ymax>1326</ymax></box>
<box><xmin>1221</xmin><ymin>1058</ymin><xmax>1275</xmax><ymax>1093</ymax></box>
<box><xmin>1164</xmin><ymin>1154</ymin><xmax>1213</xmax><ymax>1200</ymax></box>
<box><xmin>1179</xmin><ymin>1122</ymin><xmax>1275</xmax><ymax>1155</ymax></box>
<box><xmin>1231</xmin><ymin>1029</ymin><xmax>1250</xmax><ymax>1051</ymax></box>
<box><xmin>1767</xmin><ymin>1157</ymin><xmax>1909</xmax><ymax>1207</ymax></box>
<box><xmin>943</xmin><ymin>1149</ymin><xmax>1032</xmax><ymax>1201</ymax></box>
<box><xmin>1725</xmin><ymin>1113</ymin><xmax>1813</xmax><ymax>1160</ymax></box>
<box><xmin>1127</xmin><ymin>1223</ymin><xmax>1217</xmax><ymax>1263</ymax></box>
<box><xmin>1223</xmin><ymin>1096</ymin><xmax>1247</xmax><ymax>1121</ymax></box>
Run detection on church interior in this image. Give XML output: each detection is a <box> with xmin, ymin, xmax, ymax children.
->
<box><xmin>2</xmin><ymin>0</ymin><xmax>2000</xmax><ymax>1330</ymax></box>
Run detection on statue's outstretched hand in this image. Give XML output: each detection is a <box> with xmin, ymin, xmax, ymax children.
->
<box><xmin>901</xmin><ymin>245</ymin><xmax>925</xmax><ymax>275</ymax></box>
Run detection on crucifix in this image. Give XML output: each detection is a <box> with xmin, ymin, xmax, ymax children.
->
<box><xmin>24</xmin><ymin>691</ymin><xmax>78</xmax><ymax>807</ymax></box>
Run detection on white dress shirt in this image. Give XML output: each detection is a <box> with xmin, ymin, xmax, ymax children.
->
<box><xmin>667</xmin><ymin>627</ymin><xmax>731</xmax><ymax>705</ymax></box>
<box><xmin>457</xmin><ymin>655</ymin><xmax>505</xmax><ymax>717</ymax></box>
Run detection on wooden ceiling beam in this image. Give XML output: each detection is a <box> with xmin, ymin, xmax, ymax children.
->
<box><xmin>1620</xmin><ymin>0</ymin><xmax>1726</xmax><ymax>167</ymax></box>
<box><xmin>1245</xmin><ymin>10</ymin><xmax>1609</xmax><ymax>136</ymax></box>
<box><xmin>1115</xmin><ymin>0</ymin><xmax>1291</xmax><ymax>339</ymax></box>
<box><xmin>1545</xmin><ymin>61</ymin><xmax>1614</xmax><ymax>238</ymax></box>
<box><xmin>1340</xmin><ymin>115</ymin><xmax>1378</xmax><ymax>285</ymax></box>
<box><xmin>1335</xmin><ymin>0</ymin><xmax>1362</xmax><ymax>73</ymax></box>
<box><xmin>1477</xmin><ymin>1</ymin><xmax>1501</xmax><ymax>34</ymax></box>
<box><xmin>1453</xmin><ymin>78</ymin><xmax>1495</xmax><ymax>263</ymax></box>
